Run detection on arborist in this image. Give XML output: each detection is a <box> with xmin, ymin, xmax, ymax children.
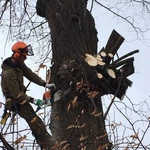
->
<box><xmin>0</xmin><ymin>41</ymin><xmax>57</xmax><ymax>147</ymax></box>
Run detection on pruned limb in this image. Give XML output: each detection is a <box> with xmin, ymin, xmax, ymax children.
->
<box><xmin>104</xmin><ymin>29</ymin><xmax>125</xmax><ymax>55</ymax></box>
<box><xmin>111</xmin><ymin>50</ymin><xmax>139</xmax><ymax>66</ymax></box>
<box><xmin>107</xmin><ymin>69</ymin><xmax>116</xmax><ymax>79</ymax></box>
<box><xmin>85</xmin><ymin>54</ymin><xmax>97</xmax><ymax>66</ymax></box>
<box><xmin>119</xmin><ymin>62</ymin><xmax>134</xmax><ymax>78</ymax></box>
<box><xmin>111</xmin><ymin>57</ymin><xmax>134</xmax><ymax>69</ymax></box>
<box><xmin>99</xmin><ymin>30</ymin><xmax>125</xmax><ymax>64</ymax></box>
<box><xmin>124</xmin><ymin>78</ymin><xmax>133</xmax><ymax>87</ymax></box>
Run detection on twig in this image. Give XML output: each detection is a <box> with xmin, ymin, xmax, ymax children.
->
<box><xmin>0</xmin><ymin>133</ymin><xmax>15</xmax><ymax>150</ymax></box>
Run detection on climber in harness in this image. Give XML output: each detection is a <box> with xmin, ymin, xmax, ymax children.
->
<box><xmin>0</xmin><ymin>41</ymin><xmax>60</xmax><ymax>146</ymax></box>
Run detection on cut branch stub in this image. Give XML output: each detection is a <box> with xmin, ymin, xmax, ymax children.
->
<box><xmin>107</xmin><ymin>69</ymin><xmax>116</xmax><ymax>79</ymax></box>
<box><xmin>85</xmin><ymin>54</ymin><xmax>97</xmax><ymax>66</ymax></box>
<box><xmin>97</xmin><ymin>61</ymin><xmax>105</xmax><ymax>66</ymax></box>
<box><xmin>98</xmin><ymin>30</ymin><xmax>125</xmax><ymax>64</ymax></box>
<box><xmin>85</xmin><ymin>54</ymin><xmax>106</xmax><ymax>67</ymax></box>
<box><xmin>100</xmin><ymin>51</ymin><xmax>107</xmax><ymax>57</ymax></box>
<box><xmin>96</xmin><ymin>54</ymin><xmax>103</xmax><ymax>61</ymax></box>
<box><xmin>110</xmin><ymin>49</ymin><xmax>139</xmax><ymax>67</ymax></box>
<box><xmin>97</xmin><ymin>73</ymin><xmax>103</xmax><ymax>79</ymax></box>
<box><xmin>104</xmin><ymin>29</ymin><xmax>125</xmax><ymax>55</ymax></box>
<box><xmin>108</xmin><ymin>53</ymin><xmax>113</xmax><ymax>58</ymax></box>
<box><xmin>111</xmin><ymin>57</ymin><xmax>134</xmax><ymax>69</ymax></box>
<box><xmin>124</xmin><ymin>78</ymin><xmax>133</xmax><ymax>87</ymax></box>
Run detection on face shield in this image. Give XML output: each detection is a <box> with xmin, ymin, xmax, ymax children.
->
<box><xmin>19</xmin><ymin>45</ymin><xmax>34</xmax><ymax>56</ymax></box>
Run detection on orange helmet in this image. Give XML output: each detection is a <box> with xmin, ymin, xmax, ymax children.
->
<box><xmin>12</xmin><ymin>41</ymin><xmax>34</xmax><ymax>56</ymax></box>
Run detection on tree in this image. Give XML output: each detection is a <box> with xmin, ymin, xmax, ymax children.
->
<box><xmin>0</xmin><ymin>0</ymin><xmax>150</xmax><ymax>150</ymax></box>
<box><xmin>36</xmin><ymin>0</ymin><xmax>137</xmax><ymax>149</ymax></box>
<box><xmin>36</xmin><ymin>1</ymin><xmax>112</xmax><ymax>149</ymax></box>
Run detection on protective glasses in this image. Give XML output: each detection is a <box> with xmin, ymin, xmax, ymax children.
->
<box><xmin>19</xmin><ymin>45</ymin><xmax>34</xmax><ymax>56</ymax></box>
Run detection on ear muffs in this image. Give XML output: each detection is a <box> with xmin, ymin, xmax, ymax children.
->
<box><xmin>13</xmin><ymin>52</ymin><xmax>20</xmax><ymax>59</ymax></box>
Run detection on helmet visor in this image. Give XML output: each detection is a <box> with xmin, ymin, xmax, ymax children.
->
<box><xmin>19</xmin><ymin>45</ymin><xmax>34</xmax><ymax>56</ymax></box>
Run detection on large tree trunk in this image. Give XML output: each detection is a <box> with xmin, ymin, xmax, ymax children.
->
<box><xmin>36</xmin><ymin>0</ymin><xmax>111</xmax><ymax>149</ymax></box>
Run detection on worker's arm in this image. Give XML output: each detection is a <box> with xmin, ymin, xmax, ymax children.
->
<box><xmin>22</xmin><ymin>63</ymin><xmax>46</xmax><ymax>87</ymax></box>
<box><xmin>22</xmin><ymin>63</ymin><xmax>56</xmax><ymax>88</ymax></box>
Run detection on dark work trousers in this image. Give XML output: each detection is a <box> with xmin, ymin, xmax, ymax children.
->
<box><xmin>16</xmin><ymin>102</ymin><xmax>53</xmax><ymax>149</ymax></box>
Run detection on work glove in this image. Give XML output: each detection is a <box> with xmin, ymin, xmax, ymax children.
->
<box><xmin>45</xmin><ymin>83</ymin><xmax>56</xmax><ymax>89</ymax></box>
<box><xmin>44</xmin><ymin>99</ymin><xmax>51</xmax><ymax>106</ymax></box>
<box><xmin>33</xmin><ymin>99</ymin><xmax>45</xmax><ymax>107</ymax></box>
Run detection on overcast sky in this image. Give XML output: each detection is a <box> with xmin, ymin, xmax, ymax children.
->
<box><xmin>91</xmin><ymin>2</ymin><xmax>150</xmax><ymax>148</ymax></box>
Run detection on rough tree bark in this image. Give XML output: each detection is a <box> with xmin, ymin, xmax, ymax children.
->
<box><xmin>36</xmin><ymin>0</ymin><xmax>112</xmax><ymax>149</ymax></box>
<box><xmin>36</xmin><ymin>0</ymin><xmax>119</xmax><ymax>149</ymax></box>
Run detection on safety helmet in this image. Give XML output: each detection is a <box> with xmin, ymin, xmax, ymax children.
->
<box><xmin>12</xmin><ymin>42</ymin><xmax>34</xmax><ymax>58</ymax></box>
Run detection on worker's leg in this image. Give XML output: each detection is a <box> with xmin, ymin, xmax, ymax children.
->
<box><xmin>16</xmin><ymin>102</ymin><xmax>53</xmax><ymax>148</ymax></box>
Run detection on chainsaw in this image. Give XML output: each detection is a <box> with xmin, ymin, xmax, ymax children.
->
<box><xmin>42</xmin><ymin>89</ymin><xmax>62</xmax><ymax>106</ymax></box>
<box><xmin>34</xmin><ymin>89</ymin><xmax>62</xmax><ymax>112</ymax></box>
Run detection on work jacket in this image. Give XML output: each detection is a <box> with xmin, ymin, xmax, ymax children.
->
<box><xmin>1</xmin><ymin>57</ymin><xmax>46</xmax><ymax>102</ymax></box>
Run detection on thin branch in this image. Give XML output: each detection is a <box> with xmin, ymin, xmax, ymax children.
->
<box><xmin>0</xmin><ymin>133</ymin><xmax>15</xmax><ymax>150</ymax></box>
<box><xmin>94</xmin><ymin>0</ymin><xmax>143</xmax><ymax>33</ymax></box>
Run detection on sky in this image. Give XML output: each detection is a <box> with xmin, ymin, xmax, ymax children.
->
<box><xmin>90</xmin><ymin>2</ymin><xmax>150</xmax><ymax>148</ymax></box>
<box><xmin>92</xmin><ymin>3</ymin><xmax>150</xmax><ymax>102</ymax></box>
<box><xmin>0</xmin><ymin>1</ymin><xmax>150</xmax><ymax>149</ymax></box>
